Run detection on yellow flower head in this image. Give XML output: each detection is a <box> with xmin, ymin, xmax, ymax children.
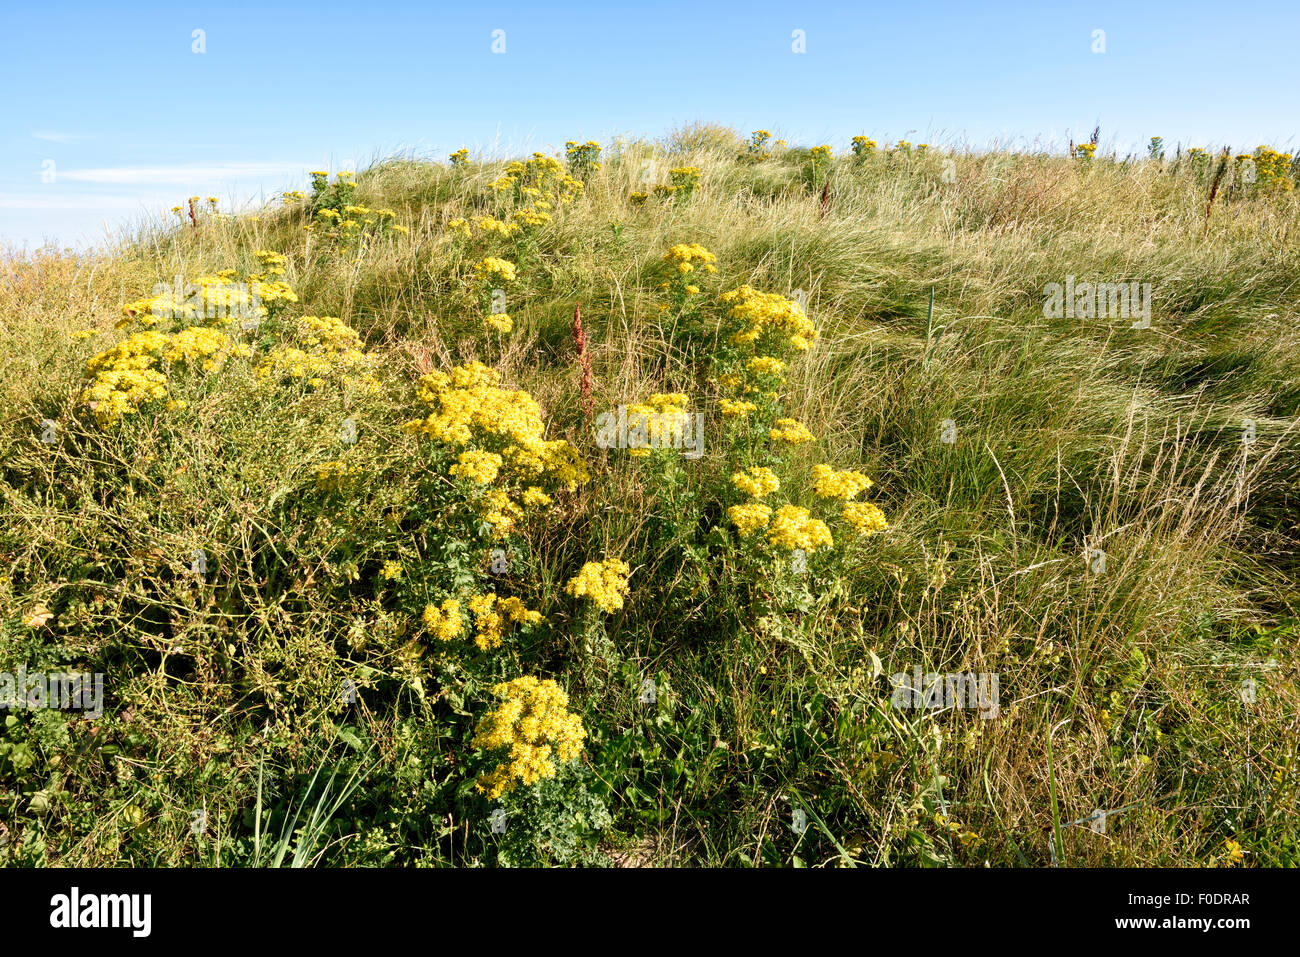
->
<box><xmin>746</xmin><ymin>355</ymin><xmax>785</xmax><ymax>378</ymax></box>
<box><xmin>565</xmin><ymin>558</ymin><xmax>631</xmax><ymax>614</ymax></box>
<box><xmin>731</xmin><ymin>466</ymin><xmax>780</xmax><ymax>499</ymax></box>
<box><xmin>727</xmin><ymin>502</ymin><xmax>772</xmax><ymax>536</ymax></box>
<box><xmin>843</xmin><ymin>501</ymin><xmax>888</xmax><ymax>536</ymax></box>
<box><xmin>472</xmin><ymin>676</ymin><xmax>586</xmax><ymax>799</ymax></box>
<box><xmin>719</xmin><ymin>398</ymin><xmax>757</xmax><ymax>418</ymax></box>
<box><xmin>474</xmin><ymin>257</ymin><xmax>517</xmax><ymax>283</ymax></box>
<box><xmin>767</xmin><ymin>504</ymin><xmax>834</xmax><ymax>552</ymax></box>
<box><xmin>722</xmin><ymin>285</ymin><xmax>818</xmax><ymax>351</ymax></box>
<box><xmin>770</xmin><ymin>418</ymin><xmax>815</xmax><ymax>444</ymax></box>
<box><xmin>422</xmin><ymin>599</ymin><xmax>465</xmax><ymax>641</ymax></box>
<box><xmin>812</xmin><ymin>463</ymin><xmax>874</xmax><ymax>500</ymax></box>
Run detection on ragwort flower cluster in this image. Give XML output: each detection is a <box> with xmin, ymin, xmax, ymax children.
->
<box><xmin>471</xmin><ymin>676</ymin><xmax>587</xmax><ymax>800</ymax></box>
<box><xmin>565</xmin><ymin>558</ymin><xmax>631</xmax><ymax>614</ymax></box>
<box><xmin>81</xmin><ymin>259</ymin><xmax>298</xmax><ymax>425</ymax></box>
<box><xmin>256</xmin><ymin>314</ymin><xmax>379</xmax><ymax>391</ymax></box>
<box><xmin>403</xmin><ymin>361</ymin><xmax>589</xmax><ymax>538</ymax></box>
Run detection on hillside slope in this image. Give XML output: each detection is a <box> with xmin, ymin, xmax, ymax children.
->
<box><xmin>2</xmin><ymin>128</ymin><xmax>1298</xmax><ymax>866</ymax></box>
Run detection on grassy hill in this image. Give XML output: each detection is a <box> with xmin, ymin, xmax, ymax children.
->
<box><xmin>2</xmin><ymin>125</ymin><xmax>1297</xmax><ymax>866</ymax></box>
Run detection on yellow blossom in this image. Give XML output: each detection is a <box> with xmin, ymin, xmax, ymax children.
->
<box><xmin>727</xmin><ymin>503</ymin><xmax>772</xmax><ymax>536</ymax></box>
<box><xmin>731</xmin><ymin>466</ymin><xmax>780</xmax><ymax>498</ymax></box>
<box><xmin>472</xmin><ymin>676</ymin><xmax>586</xmax><ymax>799</ymax></box>
<box><xmin>770</xmin><ymin>418</ymin><xmax>815</xmax><ymax>444</ymax></box>
<box><xmin>842</xmin><ymin>501</ymin><xmax>888</xmax><ymax>536</ymax></box>
<box><xmin>767</xmin><ymin>504</ymin><xmax>834</xmax><ymax>551</ymax></box>
<box><xmin>565</xmin><ymin>558</ymin><xmax>631</xmax><ymax>614</ymax></box>
<box><xmin>812</xmin><ymin>463</ymin><xmax>873</xmax><ymax>499</ymax></box>
<box><xmin>422</xmin><ymin>598</ymin><xmax>465</xmax><ymax>642</ymax></box>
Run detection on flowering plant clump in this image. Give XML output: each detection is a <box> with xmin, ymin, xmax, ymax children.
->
<box><xmin>659</xmin><ymin>243</ymin><xmax>718</xmax><ymax>308</ymax></box>
<box><xmin>466</xmin><ymin>593</ymin><xmax>544</xmax><ymax>650</ymax></box>
<box><xmin>308</xmin><ymin>169</ymin><xmax>356</xmax><ymax>213</ymax></box>
<box><xmin>664</xmin><ymin>243</ymin><xmax>718</xmax><ymax>276</ymax></box>
<box><xmin>449</xmin><ymin>148</ymin><xmax>470</xmax><ymax>167</ymax></box>
<box><xmin>448</xmin><ymin>216</ymin><xmax>520</xmax><ymax>240</ymax></box>
<box><xmin>723</xmin><ymin>453</ymin><xmax>888</xmax><ymax>549</ymax></box>
<box><xmin>769</xmin><ymin>417</ymin><xmax>816</xmax><ymax>444</ymax></box>
<box><xmin>471</xmin><ymin>676</ymin><xmax>587</xmax><ymax>800</ymax></box>
<box><xmin>1237</xmin><ymin>146</ymin><xmax>1295</xmax><ymax>194</ymax></box>
<box><xmin>81</xmin><ymin>260</ymin><xmax>302</xmax><ymax>425</ymax></box>
<box><xmin>851</xmin><ymin>135</ymin><xmax>878</xmax><ymax>157</ymax></box>
<box><xmin>722</xmin><ymin>285</ymin><xmax>818</xmax><ymax>352</ymax></box>
<box><xmin>565</xmin><ymin>140</ymin><xmax>603</xmax><ymax>181</ymax></box>
<box><xmin>118</xmin><ymin>263</ymin><xmax>296</xmax><ymax>332</ymax></box>
<box><xmin>810</xmin><ymin>144</ymin><xmax>834</xmax><ymax>182</ymax></box>
<box><xmin>81</xmin><ymin>335</ymin><xmax>194</xmax><ymax>426</ymax></box>
<box><xmin>731</xmin><ymin>466</ymin><xmax>780</xmax><ymax>499</ymax></box>
<box><xmin>296</xmin><ymin>170</ymin><xmax>406</xmax><ymax>243</ymax></box>
<box><xmin>421</xmin><ymin>598</ymin><xmax>465</xmax><ymax>641</ymax></box>
<box><xmin>811</xmin><ymin>463</ymin><xmax>873</xmax><ymax>500</ymax></box>
<box><xmin>404</xmin><ymin>361</ymin><xmax>588</xmax><ymax>537</ymax></box>
<box><xmin>842</xmin><ymin>501</ymin><xmax>889</xmax><ymax>536</ymax></box>
<box><xmin>308</xmin><ymin>203</ymin><xmax>402</xmax><ymax>243</ymax></box>
<box><xmin>719</xmin><ymin>398</ymin><xmax>757</xmax><ymax>419</ymax></box>
<box><xmin>256</xmin><ymin>314</ymin><xmax>379</xmax><ymax>391</ymax></box>
<box><xmin>474</xmin><ymin>257</ymin><xmax>517</xmax><ymax>284</ymax></box>
<box><xmin>747</xmin><ymin>130</ymin><xmax>773</xmax><ymax>159</ymax></box>
<box><xmin>565</xmin><ymin>558</ymin><xmax>631</xmax><ymax>614</ymax></box>
<box><xmin>466</xmin><ymin>258</ymin><xmax>519</xmax><ymax>333</ymax></box>
<box><xmin>700</xmin><ymin>264</ymin><xmax>889</xmax><ymax>562</ymax></box>
<box><xmin>1185</xmin><ymin>146</ymin><xmax>1211</xmax><ymax>173</ymax></box>
<box><xmin>488</xmin><ymin>152</ymin><xmax>584</xmax><ymax>228</ymax></box>
<box><xmin>618</xmin><ymin>392</ymin><xmax>694</xmax><ymax>458</ymax></box>
<box><xmin>659</xmin><ymin>166</ymin><xmax>701</xmax><ymax>201</ymax></box>
<box><xmin>767</xmin><ymin>504</ymin><xmax>834</xmax><ymax>552</ymax></box>
<box><xmin>727</xmin><ymin>502</ymin><xmax>772</xmax><ymax>536</ymax></box>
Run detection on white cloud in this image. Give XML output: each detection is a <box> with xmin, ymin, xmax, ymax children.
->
<box><xmin>56</xmin><ymin>162</ymin><xmax>309</xmax><ymax>184</ymax></box>
<box><xmin>31</xmin><ymin>131</ymin><xmax>94</xmax><ymax>144</ymax></box>
<box><xmin>0</xmin><ymin>192</ymin><xmax>151</xmax><ymax>211</ymax></box>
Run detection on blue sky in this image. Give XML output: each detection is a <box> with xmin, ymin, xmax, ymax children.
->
<box><xmin>3</xmin><ymin>0</ymin><xmax>1297</xmax><ymax>251</ymax></box>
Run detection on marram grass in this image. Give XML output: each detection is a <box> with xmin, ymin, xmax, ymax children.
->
<box><xmin>1</xmin><ymin>129</ymin><xmax>1297</xmax><ymax>867</ymax></box>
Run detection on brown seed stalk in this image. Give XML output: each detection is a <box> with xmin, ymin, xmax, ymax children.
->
<box><xmin>572</xmin><ymin>303</ymin><xmax>595</xmax><ymax>421</ymax></box>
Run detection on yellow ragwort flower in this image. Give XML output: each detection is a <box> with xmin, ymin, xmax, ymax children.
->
<box><xmin>565</xmin><ymin>558</ymin><xmax>631</xmax><ymax>614</ymax></box>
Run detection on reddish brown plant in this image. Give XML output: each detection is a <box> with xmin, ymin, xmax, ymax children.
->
<box><xmin>572</xmin><ymin>303</ymin><xmax>595</xmax><ymax>421</ymax></box>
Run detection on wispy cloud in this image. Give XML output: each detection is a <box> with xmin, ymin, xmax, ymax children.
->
<box><xmin>0</xmin><ymin>193</ymin><xmax>153</xmax><ymax>211</ymax></box>
<box><xmin>56</xmin><ymin>162</ymin><xmax>309</xmax><ymax>184</ymax></box>
<box><xmin>32</xmin><ymin>131</ymin><xmax>94</xmax><ymax>144</ymax></box>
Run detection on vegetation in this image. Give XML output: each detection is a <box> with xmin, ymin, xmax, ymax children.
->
<box><xmin>2</xmin><ymin>124</ymin><xmax>1297</xmax><ymax>867</ymax></box>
